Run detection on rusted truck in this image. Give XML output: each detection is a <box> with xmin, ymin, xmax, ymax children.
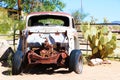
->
<box><xmin>12</xmin><ymin>12</ymin><xmax>83</xmax><ymax>75</ymax></box>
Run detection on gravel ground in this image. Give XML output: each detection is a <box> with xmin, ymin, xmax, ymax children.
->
<box><xmin>0</xmin><ymin>61</ymin><xmax>120</xmax><ymax>80</ymax></box>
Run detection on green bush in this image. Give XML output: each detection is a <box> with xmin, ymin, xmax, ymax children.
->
<box><xmin>0</xmin><ymin>8</ymin><xmax>14</xmax><ymax>34</ymax></box>
<box><xmin>0</xmin><ymin>8</ymin><xmax>25</xmax><ymax>34</ymax></box>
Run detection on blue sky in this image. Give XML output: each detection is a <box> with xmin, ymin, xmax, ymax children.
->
<box><xmin>62</xmin><ymin>0</ymin><xmax>120</xmax><ymax>23</ymax></box>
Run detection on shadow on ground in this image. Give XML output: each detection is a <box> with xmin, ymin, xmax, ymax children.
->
<box><xmin>0</xmin><ymin>61</ymin><xmax>12</xmax><ymax>76</ymax></box>
<box><xmin>1</xmin><ymin>62</ymin><xmax>71</xmax><ymax>76</ymax></box>
<box><xmin>23</xmin><ymin>64</ymin><xmax>71</xmax><ymax>75</ymax></box>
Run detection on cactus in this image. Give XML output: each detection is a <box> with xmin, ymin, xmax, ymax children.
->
<box><xmin>81</xmin><ymin>23</ymin><xmax>117</xmax><ymax>59</ymax></box>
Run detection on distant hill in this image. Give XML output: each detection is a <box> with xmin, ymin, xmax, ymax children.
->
<box><xmin>111</xmin><ymin>21</ymin><xmax>120</xmax><ymax>25</ymax></box>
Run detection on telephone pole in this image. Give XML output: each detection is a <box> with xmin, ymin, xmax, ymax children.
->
<box><xmin>81</xmin><ymin>0</ymin><xmax>83</xmax><ymax>14</ymax></box>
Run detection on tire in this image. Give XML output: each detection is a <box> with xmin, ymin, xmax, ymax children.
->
<box><xmin>69</xmin><ymin>49</ymin><xmax>83</xmax><ymax>74</ymax></box>
<box><xmin>0</xmin><ymin>47</ymin><xmax>14</xmax><ymax>61</ymax></box>
<box><xmin>12</xmin><ymin>50</ymin><xmax>24</xmax><ymax>75</ymax></box>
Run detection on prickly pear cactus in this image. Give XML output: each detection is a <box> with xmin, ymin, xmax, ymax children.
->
<box><xmin>81</xmin><ymin>23</ymin><xmax>117</xmax><ymax>59</ymax></box>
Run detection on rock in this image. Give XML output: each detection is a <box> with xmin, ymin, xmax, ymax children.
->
<box><xmin>88</xmin><ymin>58</ymin><xmax>112</xmax><ymax>66</ymax></box>
<box><xmin>88</xmin><ymin>58</ymin><xmax>103</xmax><ymax>66</ymax></box>
<box><xmin>102</xmin><ymin>60</ymin><xmax>111</xmax><ymax>64</ymax></box>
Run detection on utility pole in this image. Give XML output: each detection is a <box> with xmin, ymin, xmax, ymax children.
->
<box><xmin>81</xmin><ymin>0</ymin><xmax>83</xmax><ymax>14</ymax></box>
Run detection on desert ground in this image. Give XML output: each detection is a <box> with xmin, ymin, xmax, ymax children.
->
<box><xmin>0</xmin><ymin>60</ymin><xmax>120</xmax><ymax>80</ymax></box>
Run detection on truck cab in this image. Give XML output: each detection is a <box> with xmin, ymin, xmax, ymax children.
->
<box><xmin>12</xmin><ymin>12</ymin><xmax>83</xmax><ymax>75</ymax></box>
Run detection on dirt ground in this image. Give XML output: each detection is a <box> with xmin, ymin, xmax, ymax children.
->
<box><xmin>0</xmin><ymin>61</ymin><xmax>120</xmax><ymax>80</ymax></box>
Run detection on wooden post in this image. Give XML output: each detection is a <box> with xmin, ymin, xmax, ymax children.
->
<box><xmin>13</xmin><ymin>0</ymin><xmax>22</xmax><ymax>51</ymax></box>
<box><xmin>13</xmin><ymin>25</ymin><xmax>16</xmax><ymax>51</ymax></box>
<box><xmin>18</xmin><ymin>0</ymin><xmax>21</xmax><ymax>20</ymax></box>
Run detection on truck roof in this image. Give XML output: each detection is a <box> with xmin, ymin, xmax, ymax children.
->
<box><xmin>28</xmin><ymin>12</ymin><xmax>72</xmax><ymax>17</ymax></box>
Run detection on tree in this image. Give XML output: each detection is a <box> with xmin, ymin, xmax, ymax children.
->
<box><xmin>103</xmin><ymin>17</ymin><xmax>109</xmax><ymax>23</ymax></box>
<box><xmin>0</xmin><ymin>0</ymin><xmax>65</xmax><ymax>13</ymax></box>
<box><xmin>71</xmin><ymin>10</ymin><xmax>88</xmax><ymax>24</ymax></box>
<box><xmin>90</xmin><ymin>16</ymin><xmax>98</xmax><ymax>24</ymax></box>
<box><xmin>0</xmin><ymin>0</ymin><xmax>65</xmax><ymax>34</ymax></box>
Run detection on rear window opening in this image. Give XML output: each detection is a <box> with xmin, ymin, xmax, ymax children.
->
<box><xmin>28</xmin><ymin>15</ymin><xmax>70</xmax><ymax>27</ymax></box>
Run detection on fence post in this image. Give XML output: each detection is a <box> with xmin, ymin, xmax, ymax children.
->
<box><xmin>13</xmin><ymin>25</ymin><xmax>16</xmax><ymax>51</ymax></box>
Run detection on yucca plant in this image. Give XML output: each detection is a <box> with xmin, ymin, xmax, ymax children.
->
<box><xmin>81</xmin><ymin>23</ymin><xmax>117</xmax><ymax>59</ymax></box>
